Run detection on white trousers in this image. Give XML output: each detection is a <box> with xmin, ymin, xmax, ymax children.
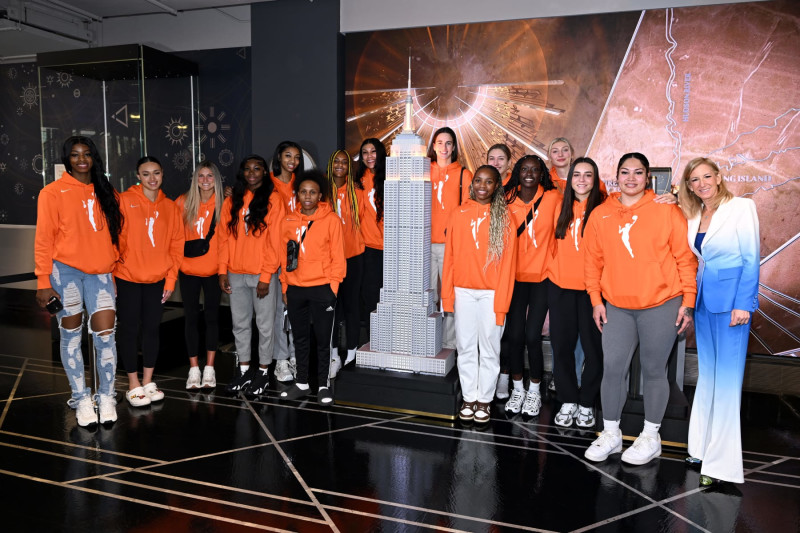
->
<box><xmin>454</xmin><ymin>287</ymin><xmax>504</xmax><ymax>403</ymax></box>
<box><xmin>431</xmin><ymin>242</ymin><xmax>456</xmax><ymax>348</ymax></box>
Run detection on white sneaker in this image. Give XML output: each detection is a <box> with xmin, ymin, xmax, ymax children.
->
<box><xmin>621</xmin><ymin>432</ymin><xmax>662</xmax><ymax>465</ymax></box>
<box><xmin>186</xmin><ymin>367</ymin><xmax>202</xmax><ymax>390</ymax></box>
<box><xmin>127</xmin><ymin>386</ymin><xmax>151</xmax><ymax>407</ymax></box>
<box><xmin>495</xmin><ymin>373</ymin><xmax>510</xmax><ymax>400</ymax></box>
<box><xmin>585</xmin><ymin>429</ymin><xmax>623</xmax><ymax>462</ymax></box>
<box><xmin>143</xmin><ymin>382</ymin><xmax>165</xmax><ymax>402</ymax></box>
<box><xmin>75</xmin><ymin>396</ymin><xmax>97</xmax><ymax>427</ymax></box>
<box><xmin>344</xmin><ymin>349</ymin><xmax>356</xmax><ymax>365</ymax></box>
<box><xmin>98</xmin><ymin>394</ymin><xmax>117</xmax><ymax>424</ymax></box>
<box><xmin>521</xmin><ymin>390</ymin><xmax>542</xmax><ymax>417</ymax></box>
<box><xmin>329</xmin><ymin>356</ymin><xmax>342</xmax><ymax>379</ymax></box>
<box><xmin>504</xmin><ymin>389</ymin><xmax>525</xmax><ymax>414</ymax></box>
<box><xmin>201</xmin><ymin>366</ymin><xmax>216</xmax><ymax>388</ymax></box>
<box><xmin>274</xmin><ymin>360</ymin><xmax>294</xmax><ymax>382</ymax></box>
<box><xmin>575</xmin><ymin>406</ymin><xmax>595</xmax><ymax>428</ymax></box>
<box><xmin>554</xmin><ymin>402</ymin><xmax>578</xmax><ymax>427</ymax></box>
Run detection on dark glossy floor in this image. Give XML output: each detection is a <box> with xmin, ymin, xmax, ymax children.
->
<box><xmin>1</xmin><ymin>288</ymin><xmax>799</xmax><ymax>532</ymax></box>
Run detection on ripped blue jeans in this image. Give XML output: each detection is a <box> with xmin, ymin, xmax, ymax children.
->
<box><xmin>50</xmin><ymin>260</ymin><xmax>117</xmax><ymax>406</ymax></box>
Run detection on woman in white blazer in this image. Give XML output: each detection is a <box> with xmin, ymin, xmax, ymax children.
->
<box><xmin>678</xmin><ymin>157</ymin><xmax>760</xmax><ymax>486</ymax></box>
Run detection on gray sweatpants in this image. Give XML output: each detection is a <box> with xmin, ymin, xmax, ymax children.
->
<box><xmin>229</xmin><ymin>272</ymin><xmax>279</xmax><ymax>365</ymax></box>
<box><xmin>600</xmin><ymin>296</ymin><xmax>681</xmax><ymax>424</ymax></box>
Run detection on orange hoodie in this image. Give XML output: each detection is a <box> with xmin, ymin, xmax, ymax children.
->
<box><xmin>547</xmin><ymin>198</ymin><xmax>591</xmax><ymax>291</ymax></box>
<box><xmin>359</xmin><ymin>169</ymin><xmax>384</xmax><ymax>250</ymax></box>
<box><xmin>278</xmin><ymin>202</ymin><xmax>346</xmax><ymax>294</ymax></box>
<box><xmin>218</xmin><ymin>189</ymin><xmax>285</xmax><ymax>283</ymax></box>
<box><xmin>508</xmin><ymin>188</ymin><xmax>563</xmax><ymax>282</ymax></box>
<box><xmin>270</xmin><ymin>172</ymin><xmax>296</xmax><ymax>213</ymax></box>
<box><xmin>584</xmin><ymin>190</ymin><xmax>697</xmax><ymax>309</ymax></box>
<box><xmin>442</xmin><ymin>199</ymin><xmax>517</xmax><ymax>325</ymax></box>
<box><xmin>114</xmin><ymin>185</ymin><xmax>184</xmax><ymax>291</ymax></box>
<box><xmin>430</xmin><ymin>161</ymin><xmax>473</xmax><ymax>243</ymax></box>
<box><xmin>34</xmin><ymin>172</ymin><xmax>119</xmax><ymax>289</ymax></box>
<box><xmin>175</xmin><ymin>193</ymin><xmax>219</xmax><ymax>277</ymax></box>
<box><xmin>549</xmin><ymin>166</ymin><xmax>607</xmax><ymax>195</ymax></box>
<box><xmin>332</xmin><ymin>183</ymin><xmax>366</xmax><ymax>259</ymax></box>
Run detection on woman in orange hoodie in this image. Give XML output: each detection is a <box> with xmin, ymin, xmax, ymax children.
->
<box><xmin>501</xmin><ymin>155</ymin><xmax>562</xmax><ymax>418</ymax></box>
<box><xmin>269</xmin><ymin>141</ymin><xmax>304</xmax><ymax>383</ymax></box>
<box><xmin>115</xmin><ymin>156</ymin><xmax>184</xmax><ymax>407</ymax></box>
<box><xmin>34</xmin><ymin>136</ymin><xmax>123</xmax><ymax>427</ymax></box>
<box><xmin>583</xmin><ymin>152</ymin><xmax>696</xmax><ymax>466</ymax></box>
<box><xmin>443</xmin><ymin>165</ymin><xmax>517</xmax><ymax>423</ymax></box>
<box><xmin>278</xmin><ymin>170</ymin><xmax>346</xmax><ymax>404</ymax></box>
<box><xmin>176</xmin><ymin>161</ymin><xmax>223</xmax><ymax>390</ymax></box>
<box><xmin>219</xmin><ymin>155</ymin><xmax>285</xmax><ymax>397</ymax></box>
<box><xmin>355</xmin><ymin>138</ymin><xmax>387</xmax><ymax>339</ymax></box>
<box><xmin>547</xmin><ymin>157</ymin><xmax>606</xmax><ymax>428</ymax></box>
<box><xmin>427</xmin><ymin>127</ymin><xmax>473</xmax><ymax>350</ymax></box>
<box><xmin>326</xmin><ymin>150</ymin><xmax>365</xmax><ymax>377</ymax></box>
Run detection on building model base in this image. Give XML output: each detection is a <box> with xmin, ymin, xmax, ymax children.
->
<box><xmin>356</xmin><ymin>342</ymin><xmax>455</xmax><ymax>376</ymax></box>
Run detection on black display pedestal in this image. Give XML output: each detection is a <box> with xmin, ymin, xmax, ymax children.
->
<box><xmin>598</xmin><ymin>337</ymin><xmax>690</xmax><ymax>447</ymax></box>
<box><xmin>334</xmin><ymin>365</ymin><xmax>462</xmax><ymax>420</ymax></box>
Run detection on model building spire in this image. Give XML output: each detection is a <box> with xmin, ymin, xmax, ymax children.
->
<box><xmin>403</xmin><ymin>56</ymin><xmax>415</xmax><ymax>133</ymax></box>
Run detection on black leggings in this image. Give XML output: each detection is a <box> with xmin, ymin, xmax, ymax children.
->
<box><xmin>116</xmin><ymin>277</ymin><xmax>165</xmax><ymax>372</ymax></box>
<box><xmin>547</xmin><ymin>282</ymin><xmax>603</xmax><ymax>406</ymax></box>
<box><xmin>361</xmin><ymin>246</ymin><xmax>383</xmax><ymax>335</ymax></box>
<box><xmin>287</xmin><ymin>284</ymin><xmax>337</xmax><ymax>386</ymax></box>
<box><xmin>179</xmin><ymin>272</ymin><xmax>221</xmax><ymax>358</ymax></box>
<box><xmin>502</xmin><ymin>279</ymin><xmax>549</xmax><ymax>380</ymax></box>
<box><xmin>333</xmin><ymin>253</ymin><xmax>364</xmax><ymax>350</ymax></box>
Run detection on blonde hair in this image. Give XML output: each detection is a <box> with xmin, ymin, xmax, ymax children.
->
<box><xmin>326</xmin><ymin>150</ymin><xmax>360</xmax><ymax>229</ymax></box>
<box><xmin>469</xmin><ymin>165</ymin><xmax>510</xmax><ymax>268</ymax></box>
<box><xmin>183</xmin><ymin>161</ymin><xmax>223</xmax><ymax>226</ymax></box>
<box><xmin>678</xmin><ymin>157</ymin><xmax>733</xmax><ymax>219</ymax></box>
<box><xmin>547</xmin><ymin>137</ymin><xmax>575</xmax><ymax>166</ymax></box>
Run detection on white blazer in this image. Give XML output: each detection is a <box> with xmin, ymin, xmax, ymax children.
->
<box><xmin>687</xmin><ymin>197</ymin><xmax>760</xmax><ymax>314</ymax></box>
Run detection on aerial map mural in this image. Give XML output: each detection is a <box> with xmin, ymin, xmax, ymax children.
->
<box><xmin>345</xmin><ymin>1</ymin><xmax>800</xmax><ymax>356</ymax></box>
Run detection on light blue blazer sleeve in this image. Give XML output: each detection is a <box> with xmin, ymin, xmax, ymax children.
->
<box><xmin>687</xmin><ymin>197</ymin><xmax>760</xmax><ymax>314</ymax></box>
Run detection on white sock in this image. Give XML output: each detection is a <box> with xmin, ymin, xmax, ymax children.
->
<box><xmin>260</xmin><ymin>367</ymin><xmax>269</xmax><ymax>375</ymax></box>
<box><xmin>602</xmin><ymin>419</ymin><xmax>620</xmax><ymax>433</ymax></box>
<box><xmin>497</xmin><ymin>373</ymin><xmax>509</xmax><ymax>387</ymax></box>
<box><xmin>528</xmin><ymin>381</ymin><xmax>541</xmax><ymax>393</ymax></box>
<box><xmin>345</xmin><ymin>348</ymin><xmax>356</xmax><ymax>364</ymax></box>
<box><xmin>643</xmin><ymin>420</ymin><xmax>661</xmax><ymax>438</ymax></box>
<box><xmin>331</xmin><ymin>347</ymin><xmax>339</xmax><ymax>361</ymax></box>
<box><xmin>296</xmin><ymin>383</ymin><xmax>309</xmax><ymax>390</ymax></box>
<box><xmin>240</xmin><ymin>364</ymin><xmax>250</xmax><ymax>373</ymax></box>
<box><xmin>318</xmin><ymin>386</ymin><xmax>329</xmax><ymax>393</ymax></box>
<box><xmin>512</xmin><ymin>379</ymin><xmax>525</xmax><ymax>392</ymax></box>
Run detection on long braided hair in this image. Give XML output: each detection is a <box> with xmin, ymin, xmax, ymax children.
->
<box><xmin>469</xmin><ymin>165</ymin><xmax>510</xmax><ymax>268</ymax></box>
<box><xmin>326</xmin><ymin>150</ymin><xmax>360</xmax><ymax>229</ymax></box>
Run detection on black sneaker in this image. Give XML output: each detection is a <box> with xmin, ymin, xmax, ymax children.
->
<box><xmin>280</xmin><ymin>384</ymin><xmax>311</xmax><ymax>401</ymax></box>
<box><xmin>247</xmin><ymin>369</ymin><xmax>271</xmax><ymax>396</ymax></box>
<box><xmin>317</xmin><ymin>387</ymin><xmax>333</xmax><ymax>405</ymax></box>
<box><xmin>226</xmin><ymin>366</ymin><xmax>258</xmax><ymax>394</ymax></box>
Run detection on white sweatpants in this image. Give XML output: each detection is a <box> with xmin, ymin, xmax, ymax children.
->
<box><xmin>431</xmin><ymin>243</ymin><xmax>456</xmax><ymax>348</ymax></box>
<box><xmin>454</xmin><ymin>287</ymin><xmax>504</xmax><ymax>403</ymax></box>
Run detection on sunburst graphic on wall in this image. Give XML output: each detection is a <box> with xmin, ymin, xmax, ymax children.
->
<box><xmin>0</xmin><ymin>163</ymin><xmax>6</xmax><ymax>173</ymax></box>
<box><xmin>20</xmin><ymin>83</ymin><xmax>38</xmax><ymax>109</ymax></box>
<box><xmin>56</xmin><ymin>71</ymin><xmax>73</xmax><ymax>88</ymax></box>
<box><xmin>173</xmin><ymin>149</ymin><xmax>191</xmax><ymax>171</ymax></box>
<box><xmin>195</xmin><ymin>107</ymin><xmax>231</xmax><ymax>150</ymax></box>
<box><xmin>32</xmin><ymin>154</ymin><xmax>43</xmax><ymax>174</ymax></box>
<box><xmin>165</xmin><ymin>117</ymin><xmax>188</xmax><ymax>146</ymax></box>
<box><xmin>346</xmin><ymin>22</ymin><xmax>566</xmax><ymax>170</ymax></box>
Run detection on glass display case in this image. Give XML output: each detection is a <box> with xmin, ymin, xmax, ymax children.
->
<box><xmin>37</xmin><ymin>45</ymin><xmax>199</xmax><ymax>198</ymax></box>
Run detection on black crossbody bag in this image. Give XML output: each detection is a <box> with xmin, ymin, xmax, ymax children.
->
<box><xmin>516</xmin><ymin>195</ymin><xmax>544</xmax><ymax>237</ymax></box>
<box><xmin>184</xmin><ymin>212</ymin><xmax>217</xmax><ymax>258</ymax></box>
<box><xmin>286</xmin><ymin>221</ymin><xmax>313</xmax><ymax>272</ymax></box>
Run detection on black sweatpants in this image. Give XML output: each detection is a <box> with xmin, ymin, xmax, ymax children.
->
<box><xmin>502</xmin><ymin>279</ymin><xmax>549</xmax><ymax>380</ymax></box>
<box><xmin>333</xmin><ymin>253</ymin><xmax>364</xmax><ymax>351</ymax></box>
<box><xmin>116</xmin><ymin>277</ymin><xmax>165</xmax><ymax>372</ymax></box>
<box><xmin>287</xmin><ymin>284</ymin><xmax>337</xmax><ymax>386</ymax></box>
<box><xmin>179</xmin><ymin>272</ymin><xmax>221</xmax><ymax>358</ymax></box>
<box><xmin>547</xmin><ymin>281</ymin><xmax>603</xmax><ymax>406</ymax></box>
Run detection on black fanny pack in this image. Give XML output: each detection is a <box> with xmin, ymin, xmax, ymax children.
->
<box><xmin>184</xmin><ymin>212</ymin><xmax>216</xmax><ymax>258</ymax></box>
<box><xmin>286</xmin><ymin>220</ymin><xmax>313</xmax><ymax>272</ymax></box>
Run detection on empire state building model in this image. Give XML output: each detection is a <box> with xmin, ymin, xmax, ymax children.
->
<box><xmin>356</xmin><ymin>61</ymin><xmax>456</xmax><ymax>376</ymax></box>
